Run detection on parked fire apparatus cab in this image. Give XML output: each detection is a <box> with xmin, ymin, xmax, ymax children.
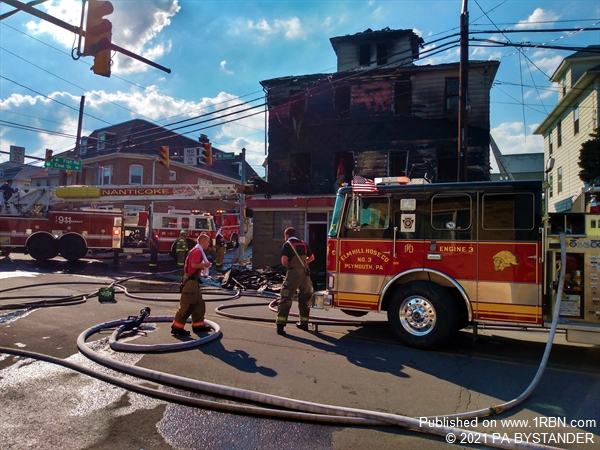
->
<box><xmin>315</xmin><ymin>176</ymin><xmax>600</xmax><ymax>349</ymax></box>
<box><xmin>152</xmin><ymin>210</ymin><xmax>215</xmax><ymax>259</ymax></box>
<box><xmin>0</xmin><ymin>187</ymin><xmax>123</xmax><ymax>261</ymax></box>
<box><xmin>213</xmin><ymin>209</ymin><xmax>241</xmax><ymax>248</ymax></box>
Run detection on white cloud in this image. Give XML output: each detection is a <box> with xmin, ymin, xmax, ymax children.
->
<box><xmin>23</xmin><ymin>0</ymin><xmax>180</xmax><ymax>75</ymax></box>
<box><xmin>247</xmin><ymin>17</ymin><xmax>306</xmax><ymax>40</ymax></box>
<box><xmin>25</xmin><ymin>0</ymin><xmax>82</xmax><ymax>48</ymax></box>
<box><xmin>515</xmin><ymin>8</ymin><xmax>560</xmax><ymax>30</ymax></box>
<box><xmin>491</xmin><ymin>122</ymin><xmax>544</xmax><ymax>155</ymax></box>
<box><xmin>220</xmin><ymin>60</ymin><xmax>234</xmax><ymax>75</ymax></box>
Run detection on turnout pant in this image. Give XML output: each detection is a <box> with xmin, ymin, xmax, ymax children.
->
<box><xmin>172</xmin><ymin>278</ymin><xmax>206</xmax><ymax>329</ymax></box>
<box><xmin>277</xmin><ymin>258</ymin><xmax>314</xmax><ymax>326</ymax></box>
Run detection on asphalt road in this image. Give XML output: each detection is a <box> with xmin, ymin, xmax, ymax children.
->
<box><xmin>0</xmin><ymin>253</ymin><xmax>599</xmax><ymax>450</ymax></box>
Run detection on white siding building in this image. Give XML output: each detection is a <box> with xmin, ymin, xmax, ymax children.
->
<box><xmin>534</xmin><ymin>45</ymin><xmax>600</xmax><ymax>212</ymax></box>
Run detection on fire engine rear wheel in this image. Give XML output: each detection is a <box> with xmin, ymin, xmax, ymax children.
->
<box><xmin>230</xmin><ymin>233</ymin><xmax>239</xmax><ymax>248</ymax></box>
<box><xmin>58</xmin><ymin>233</ymin><xmax>88</xmax><ymax>261</ymax></box>
<box><xmin>387</xmin><ymin>281</ymin><xmax>457</xmax><ymax>350</ymax></box>
<box><xmin>26</xmin><ymin>233</ymin><xmax>58</xmax><ymax>261</ymax></box>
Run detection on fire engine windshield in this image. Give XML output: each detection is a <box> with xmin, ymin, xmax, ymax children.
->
<box><xmin>329</xmin><ymin>194</ymin><xmax>345</xmax><ymax>237</ymax></box>
<box><xmin>346</xmin><ymin>196</ymin><xmax>389</xmax><ymax>230</ymax></box>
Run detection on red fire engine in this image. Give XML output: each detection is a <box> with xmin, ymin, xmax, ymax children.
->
<box><xmin>135</xmin><ymin>209</ymin><xmax>217</xmax><ymax>259</ymax></box>
<box><xmin>213</xmin><ymin>209</ymin><xmax>241</xmax><ymax>248</ymax></box>
<box><xmin>0</xmin><ymin>183</ymin><xmax>237</xmax><ymax>261</ymax></box>
<box><xmin>0</xmin><ymin>209</ymin><xmax>123</xmax><ymax>261</ymax></box>
<box><xmin>313</xmin><ymin>176</ymin><xmax>600</xmax><ymax>349</ymax></box>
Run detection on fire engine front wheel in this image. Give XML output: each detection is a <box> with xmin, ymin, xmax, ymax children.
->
<box><xmin>58</xmin><ymin>233</ymin><xmax>88</xmax><ymax>261</ymax></box>
<box><xmin>26</xmin><ymin>232</ymin><xmax>58</xmax><ymax>261</ymax></box>
<box><xmin>387</xmin><ymin>281</ymin><xmax>457</xmax><ymax>350</ymax></box>
<box><xmin>229</xmin><ymin>233</ymin><xmax>239</xmax><ymax>249</ymax></box>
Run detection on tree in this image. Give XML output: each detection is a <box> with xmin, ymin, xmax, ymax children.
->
<box><xmin>578</xmin><ymin>127</ymin><xmax>600</xmax><ymax>186</ymax></box>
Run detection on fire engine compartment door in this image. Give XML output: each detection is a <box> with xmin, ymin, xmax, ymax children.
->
<box><xmin>336</xmin><ymin>194</ymin><xmax>395</xmax><ymax>310</ymax></box>
<box><xmin>476</xmin><ymin>191</ymin><xmax>541</xmax><ymax>324</ymax></box>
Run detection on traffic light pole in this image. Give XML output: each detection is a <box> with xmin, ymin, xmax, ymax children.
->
<box><xmin>2</xmin><ymin>0</ymin><xmax>171</xmax><ymax>74</ymax></box>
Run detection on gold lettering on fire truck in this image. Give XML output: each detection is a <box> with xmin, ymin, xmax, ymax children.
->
<box><xmin>101</xmin><ymin>188</ymin><xmax>172</xmax><ymax>196</ymax></box>
<box><xmin>439</xmin><ymin>245</ymin><xmax>474</xmax><ymax>253</ymax></box>
<box><xmin>340</xmin><ymin>247</ymin><xmax>390</xmax><ymax>271</ymax></box>
<box><xmin>404</xmin><ymin>243</ymin><xmax>414</xmax><ymax>253</ymax></box>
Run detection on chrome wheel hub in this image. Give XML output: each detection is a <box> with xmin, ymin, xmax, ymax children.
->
<box><xmin>400</xmin><ymin>297</ymin><xmax>436</xmax><ymax>336</ymax></box>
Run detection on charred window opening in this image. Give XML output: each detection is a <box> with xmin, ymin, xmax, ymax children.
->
<box><xmin>335</xmin><ymin>86</ymin><xmax>351</xmax><ymax>119</ymax></box>
<box><xmin>376</xmin><ymin>42</ymin><xmax>388</xmax><ymax>66</ymax></box>
<box><xmin>437</xmin><ymin>147</ymin><xmax>458</xmax><ymax>182</ymax></box>
<box><xmin>445</xmin><ymin>78</ymin><xmax>459</xmax><ymax>111</ymax></box>
<box><xmin>289</xmin><ymin>153</ymin><xmax>311</xmax><ymax>184</ymax></box>
<box><xmin>359</xmin><ymin>43</ymin><xmax>371</xmax><ymax>66</ymax></box>
<box><xmin>388</xmin><ymin>150</ymin><xmax>409</xmax><ymax>176</ymax></box>
<box><xmin>393</xmin><ymin>80</ymin><xmax>412</xmax><ymax>115</ymax></box>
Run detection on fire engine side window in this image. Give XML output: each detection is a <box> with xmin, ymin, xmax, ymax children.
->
<box><xmin>430</xmin><ymin>194</ymin><xmax>472</xmax><ymax>240</ymax></box>
<box><xmin>180</xmin><ymin>218</ymin><xmax>190</xmax><ymax>229</ymax></box>
<box><xmin>481</xmin><ymin>193</ymin><xmax>536</xmax><ymax>241</ymax></box>
<box><xmin>162</xmin><ymin>217</ymin><xmax>176</xmax><ymax>228</ymax></box>
<box><xmin>195</xmin><ymin>218</ymin><xmax>208</xmax><ymax>229</ymax></box>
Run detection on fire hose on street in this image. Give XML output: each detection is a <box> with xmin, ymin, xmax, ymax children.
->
<box><xmin>0</xmin><ymin>233</ymin><xmax>571</xmax><ymax>450</ymax></box>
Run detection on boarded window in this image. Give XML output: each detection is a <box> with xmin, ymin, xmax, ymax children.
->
<box><xmin>273</xmin><ymin>211</ymin><xmax>305</xmax><ymax>239</ymax></box>
<box><xmin>359</xmin><ymin>43</ymin><xmax>370</xmax><ymax>66</ymax></box>
<box><xmin>557</xmin><ymin>121</ymin><xmax>562</xmax><ymax>147</ymax></box>
<box><xmin>394</xmin><ymin>81</ymin><xmax>411</xmax><ymax>115</ymax></box>
<box><xmin>335</xmin><ymin>86</ymin><xmax>351</xmax><ymax>119</ymax></box>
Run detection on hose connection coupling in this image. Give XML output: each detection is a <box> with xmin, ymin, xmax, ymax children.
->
<box><xmin>122</xmin><ymin>307</ymin><xmax>152</xmax><ymax>331</ymax></box>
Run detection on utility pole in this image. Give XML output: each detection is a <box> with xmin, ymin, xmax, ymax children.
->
<box><xmin>74</xmin><ymin>96</ymin><xmax>85</xmax><ymax>184</ymax></box>
<box><xmin>458</xmin><ymin>0</ymin><xmax>469</xmax><ymax>182</ymax></box>
<box><xmin>238</xmin><ymin>147</ymin><xmax>246</xmax><ymax>265</ymax></box>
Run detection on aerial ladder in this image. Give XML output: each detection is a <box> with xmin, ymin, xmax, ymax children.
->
<box><xmin>490</xmin><ymin>134</ymin><xmax>514</xmax><ymax>181</ymax></box>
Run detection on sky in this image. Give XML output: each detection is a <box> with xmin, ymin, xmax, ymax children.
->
<box><xmin>1</xmin><ymin>0</ymin><xmax>599</xmax><ymax>178</ymax></box>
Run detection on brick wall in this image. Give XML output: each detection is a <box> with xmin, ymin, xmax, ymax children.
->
<box><xmin>251</xmin><ymin>210</ymin><xmax>284</xmax><ymax>268</ymax></box>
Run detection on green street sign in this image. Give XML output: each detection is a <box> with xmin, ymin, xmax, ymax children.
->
<box><xmin>51</xmin><ymin>157</ymin><xmax>82</xmax><ymax>172</ymax></box>
<box><xmin>214</xmin><ymin>152</ymin><xmax>235</xmax><ymax>160</ymax></box>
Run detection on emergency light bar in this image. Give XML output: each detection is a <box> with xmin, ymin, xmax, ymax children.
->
<box><xmin>374</xmin><ymin>176</ymin><xmax>411</xmax><ymax>185</ymax></box>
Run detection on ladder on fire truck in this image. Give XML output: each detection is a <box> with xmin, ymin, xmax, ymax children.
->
<box><xmin>490</xmin><ymin>134</ymin><xmax>514</xmax><ymax>181</ymax></box>
<box><xmin>4</xmin><ymin>183</ymin><xmax>238</xmax><ymax>215</ymax></box>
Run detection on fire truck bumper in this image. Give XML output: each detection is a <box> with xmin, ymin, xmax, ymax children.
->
<box><xmin>311</xmin><ymin>291</ymin><xmax>332</xmax><ymax>309</ymax></box>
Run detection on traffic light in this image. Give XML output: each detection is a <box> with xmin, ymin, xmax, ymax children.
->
<box><xmin>199</xmin><ymin>143</ymin><xmax>212</xmax><ymax>165</ymax></box>
<box><xmin>159</xmin><ymin>145</ymin><xmax>169</xmax><ymax>167</ymax></box>
<box><xmin>44</xmin><ymin>149</ymin><xmax>53</xmax><ymax>167</ymax></box>
<box><xmin>84</xmin><ymin>0</ymin><xmax>114</xmax><ymax>77</ymax></box>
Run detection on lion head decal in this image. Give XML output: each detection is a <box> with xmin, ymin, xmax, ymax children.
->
<box><xmin>493</xmin><ymin>250</ymin><xmax>519</xmax><ymax>272</ymax></box>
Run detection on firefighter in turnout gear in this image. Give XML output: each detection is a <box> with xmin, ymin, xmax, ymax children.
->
<box><xmin>276</xmin><ymin>227</ymin><xmax>314</xmax><ymax>335</ymax></box>
<box><xmin>148</xmin><ymin>229</ymin><xmax>159</xmax><ymax>268</ymax></box>
<box><xmin>175</xmin><ymin>230</ymin><xmax>189</xmax><ymax>266</ymax></box>
<box><xmin>171</xmin><ymin>233</ymin><xmax>212</xmax><ymax>336</ymax></box>
<box><xmin>214</xmin><ymin>227</ymin><xmax>226</xmax><ymax>267</ymax></box>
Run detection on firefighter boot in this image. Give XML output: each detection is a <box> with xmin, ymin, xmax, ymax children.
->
<box><xmin>171</xmin><ymin>326</ymin><xmax>190</xmax><ymax>336</ymax></box>
<box><xmin>276</xmin><ymin>324</ymin><xmax>286</xmax><ymax>335</ymax></box>
<box><xmin>296</xmin><ymin>316</ymin><xmax>309</xmax><ymax>331</ymax></box>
